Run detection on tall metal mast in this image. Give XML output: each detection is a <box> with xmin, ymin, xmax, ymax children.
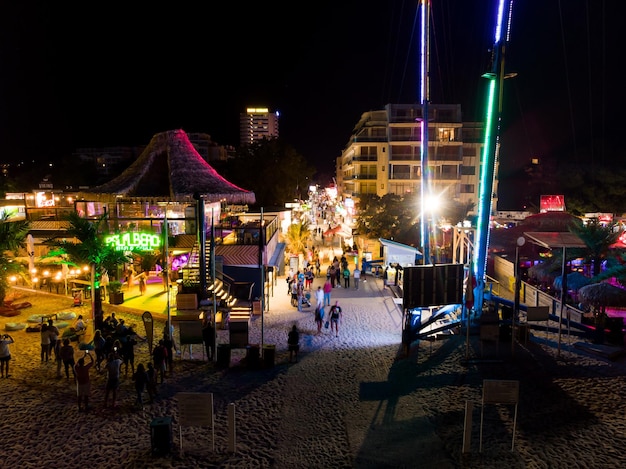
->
<box><xmin>419</xmin><ymin>0</ymin><xmax>431</xmax><ymax>264</ymax></box>
<box><xmin>473</xmin><ymin>0</ymin><xmax>515</xmax><ymax>312</ymax></box>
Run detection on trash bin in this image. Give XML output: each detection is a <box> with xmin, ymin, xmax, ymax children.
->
<box><xmin>263</xmin><ymin>344</ymin><xmax>275</xmax><ymax>368</ymax></box>
<box><xmin>150</xmin><ymin>416</ymin><xmax>172</xmax><ymax>456</ymax></box>
<box><xmin>216</xmin><ymin>343</ymin><xmax>231</xmax><ymax>368</ymax></box>
<box><xmin>246</xmin><ymin>344</ymin><xmax>260</xmax><ymax>369</ymax></box>
<box><xmin>606</xmin><ymin>317</ymin><xmax>624</xmax><ymax>346</ymax></box>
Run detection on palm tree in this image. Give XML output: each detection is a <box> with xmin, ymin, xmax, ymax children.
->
<box><xmin>569</xmin><ymin>219</ymin><xmax>621</xmax><ymax>277</ymax></box>
<box><xmin>285</xmin><ymin>220</ymin><xmax>311</xmax><ymax>256</ymax></box>
<box><xmin>0</xmin><ymin>212</ymin><xmax>30</xmax><ymax>304</ymax></box>
<box><xmin>46</xmin><ymin>211</ymin><xmax>131</xmax><ymax>322</ymax></box>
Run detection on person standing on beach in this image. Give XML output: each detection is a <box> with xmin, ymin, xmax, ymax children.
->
<box><xmin>132</xmin><ymin>363</ymin><xmax>149</xmax><ymax>409</ymax></box>
<box><xmin>329</xmin><ymin>301</ymin><xmax>342</xmax><ymax>338</ymax></box>
<box><xmin>0</xmin><ymin>333</ymin><xmax>14</xmax><ymax>378</ymax></box>
<box><xmin>329</xmin><ymin>264</ymin><xmax>336</xmax><ymax>288</ymax></box>
<box><xmin>92</xmin><ymin>329</ymin><xmax>106</xmax><ymax>372</ymax></box>
<box><xmin>202</xmin><ymin>316</ymin><xmax>216</xmax><ymax>362</ymax></box>
<box><xmin>287</xmin><ymin>325</ymin><xmax>300</xmax><ymax>363</ymax></box>
<box><xmin>60</xmin><ymin>338</ymin><xmax>76</xmax><ymax>380</ymax></box>
<box><xmin>343</xmin><ymin>266</ymin><xmax>351</xmax><ymax>289</ymax></box>
<box><xmin>152</xmin><ymin>340</ymin><xmax>168</xmax><ymax>384</ymax></box>
<box><xmin>47</xmin><ymin>319</ymin><xmax>59</xmax><ymax>359</ymax></box>
<box><xmin>323</xmin><ymin>278</ymin><xmax>332</xmax><ymax>307</ymax></box>
<box><xmin>74</xmin><ymin>351</ymin><xmax>94</xmax><ymax>412</ymax></box>
<box><xmin>353</xmin><ymin>267</ymin><xmax>361</xmax><ymax>290</ymax></box>
<box><xmin>40</xmin><ymin>322</ymin><xmax>50</xmax><ymax>362</ymax></box>
<box><xmin>146</xmin><ymin>362</ymin><xmax>157</xmax><ymax>401</ymax></box>
<box><xmin>121</xmin><ymin>327</ymin><xmax>138</xmax><ymax>377</ymax></box>
<box><xmin>104</xmin><ymin>352</ymin><xmax>123</xmax><ymax>408</ymax></box>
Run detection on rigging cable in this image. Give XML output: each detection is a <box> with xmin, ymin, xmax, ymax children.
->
<box><xmin>585</xmin><ymin>0</ymin><xmax>595</xmax><ymax>170</ymax></box>
<box><xmin>397</xmin><ymin>3</ymin><xmax>420</xmax><ymax>103</ymax></box>
<box><xmin>557</xmin><ymin>0</ymin><xmax>578</xmax><ymax>163</ymax></box>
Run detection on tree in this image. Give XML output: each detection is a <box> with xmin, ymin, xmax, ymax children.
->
<box><xmin>46</xmin><ymin>212</ymin><xmax>132</xmax><ymax>322</ymax></box>
<box><xmin>220</xmin><ymin>138</ymin><xmax>316</xmax><ymax>207</ymax></box>
<box><xmin>285</xmin><ymin>221</ymin><xmax>311</xmax><ymax>256</ymax></box>
<box><xmin>569</xmin><ymin>219</ymin><xmax>621</xmax><ymax>277</ymax></box>
<box><xmin>355</xmin><ymin>194</ymin><xmax>418</xmax><ymax>242</ymax></box>
<box><xmin>0</xmin><ymin>212</ymin><xmax>30</xmax><ymax>304</ymax></box>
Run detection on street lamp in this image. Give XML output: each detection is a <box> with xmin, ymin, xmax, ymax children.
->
<box><xmin>512</xmin><ymin>236</ymin><xmax>525</xmax><ymax>354</ymax></box>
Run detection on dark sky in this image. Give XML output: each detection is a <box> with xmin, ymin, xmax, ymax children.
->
<box><xmin>0</xmin><ymin>1</ymin><xmax>622</xmax><ymax>208</ymax></box>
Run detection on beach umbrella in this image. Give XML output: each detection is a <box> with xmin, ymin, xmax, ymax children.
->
<box><xmin>553</xmin><ymin>272</ymin><xmax>592</xmax><ymax>291</ymax></box>
<box><xmin>578</xmin><ymin>282</ymin><xmax>626</xmax><ymax>315</ymax></box>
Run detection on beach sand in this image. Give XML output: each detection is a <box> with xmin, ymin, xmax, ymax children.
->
<box><xmin>1</xmin><ymin>278</ymin><xmax>626</xmax><ymax>468</ymax></box>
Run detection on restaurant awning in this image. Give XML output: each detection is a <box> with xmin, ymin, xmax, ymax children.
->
<box><xmin>523</xmin><ymin>231</ymin><xmax>587</xmax><ymax>249</ymax></box>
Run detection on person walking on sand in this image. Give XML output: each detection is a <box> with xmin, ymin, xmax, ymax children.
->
<box><xmin>314</xmin><ymin>304</ymin><xmax>325</xmax><ymax>333</ymax></box>
<box><xmin>104</xmin><ymin>352</ymin><xmax>123</xmax><ymax>408</ymax></box>
<box><xmin>329</xmin><ymin>301</ymin><xmax>342</xmax><ymax>337</ymax></box>
<box><xmin>0</xmin><ymin>333</ymin><xmax>15</xmax><ymax>378</ymax></box>
<box><xmin>74</xmin><ymin>351</ymin><xmax>94</xmax><ymax>412</ymax></box>
<box><xmin>323</xmin><ymin>278</ymin><xmax>332</xmax><ymax>307</ymax></box>
<box><xmin>315</xmin><ymin>286</ymin><xmax>324</xmax><ymax>308</ymax></box>
<box><xmin>287</xmin><ymin>325</ymin><xmax>300</xmax><ymax>363</ymax></box>
<box><xmin>353</xmin><ymin>267</ymin><xmax>361</xmax><ymax>290</ymax></box>
<box><xmin>60</xmin><ymin>338</ymin><xmax>76</xmax><ymax>380</ymax></box>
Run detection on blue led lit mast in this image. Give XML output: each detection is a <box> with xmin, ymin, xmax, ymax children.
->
<box><xmin>419</xmin><ymin>0</ymin><xmax>431</xmax><ymax>264</ymax></box>
<box><xmin>473</xmin><ymin>0</ymin><xmax>515</xmax><ymax>312</ymax></box>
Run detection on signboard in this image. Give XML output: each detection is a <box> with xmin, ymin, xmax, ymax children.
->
<box><xmin>142</xmin><ymin>311</ymin><xmax>154</xmax><ymax>353</ymax></box>
<box><xmin>482</xmin><ymin>379</ymin><xmax>519</xmax><ymax>404</ymax></box>
<box><xmin>104</xmin><ymin>232</ymin><xmax>162</xmax><ymax>251</ymax></box>
<box><xmin>526</xmin><ymin>306</ymin><xmax>549</xmax><ymax>322</ymax></box>
<box><xmin>403</xmin><ymin>264</ymin><xmax>464</xmax><ymax>308</ymax></box>
<box><xmin>177</xmin><ymin>392</ymin><xmax>214</xmax><ymax>427</ymax></box>
<box><xmin>539</xmin><ymin>195</ymin><xmax>565</xmax><ymax>213</ymax></box>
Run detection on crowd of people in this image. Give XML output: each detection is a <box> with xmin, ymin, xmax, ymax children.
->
<box><xmin>27</xmin><ymin>310</ymin><xmax>183</xmax><ymax>413</ymax></box>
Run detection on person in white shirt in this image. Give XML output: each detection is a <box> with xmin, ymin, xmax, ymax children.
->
<box><xmin>315</xmin><ymin>286</ymin><xmax>324</xmax><ymax>307</ymax></box>
<box><xmin>353</xmin><ymin>268</ymin><xmax>361</xmax><ymax>290</ymax></box>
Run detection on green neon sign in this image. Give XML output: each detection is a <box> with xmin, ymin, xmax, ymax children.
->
<box><xmin>104</xmin><ymin>232</ymin><xmax>162</xmax><ymax>251</ymax></box>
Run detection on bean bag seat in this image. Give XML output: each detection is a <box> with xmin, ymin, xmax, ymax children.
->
<box><xmin>54</xmin><ymin>321</ymin><xmax>70</xmax><ymax>329</ymax></box>
<box><xmin>78</xmin><ymin>342</ymin><xmax>95</xmax><ymax>351</ymax></box>
<box><xmin>0</xmin><ymin>307</ymin><xmax>20</xmax><ymax>317</ymax></box>
<box><xmin>57</xmin><ymin>311</ymin><xmax>77</xmax><ymax>320</ymax></box>
<box><xmin>5</xmin><ymin>322</ymin><xmax>26</xmax><ymax>331</ymax></box>
<box><xmin>27</xmin><ymin>314</ymin><xmax>45</xmax><ymax>323</ymax></box>
<box><xmin>26</xmin><ymin>324</ymin><xmax>42</xmax><ymax>333</ymax></box>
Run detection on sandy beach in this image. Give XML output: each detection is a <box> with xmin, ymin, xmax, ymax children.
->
<box><xmin>1</xmin><ymin>276</ymin><xmax>626</xmax><ymax>468</ymax></box>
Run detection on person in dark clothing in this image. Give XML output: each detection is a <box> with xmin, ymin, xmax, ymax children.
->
<box><xmin>287</xmin><ymin>325</ymin><xmax>300</xmax><ymax>363</ymax></box>
<box><xmin>202</xmin><ymin>316</ymin><xmax>216</xmax><ymax>362</ymax></box>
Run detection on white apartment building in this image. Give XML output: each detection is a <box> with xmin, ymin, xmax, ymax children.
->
<box><xmin>239</xmin><ymin>107</ymin><xmax>279</xmax><ymax>147</ymax></box>
<box><xmin>337</xmin><ymin>103</ymin><xmax>492</xmax><ymax>217</ymax></box>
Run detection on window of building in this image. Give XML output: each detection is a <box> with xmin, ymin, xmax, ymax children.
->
<box><xmin>460</xmin><ymin>184</ymin><xmax>475</xmax><ymax>193</ymax></box>
<box><xmin>438</xmin><ymin>127</ymin><xmax>455</xmax><ymax>142</ymax></box>
<box><xmin>460</xmin><ymin>165</ymin><xmax>476</xmax><ymax>175</ymax></box>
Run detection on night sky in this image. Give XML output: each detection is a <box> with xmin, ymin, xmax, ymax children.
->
<box><xmin>0</xmin><ymin>1</ymin><xmax>621</xmax><ymax>209</ymax></box>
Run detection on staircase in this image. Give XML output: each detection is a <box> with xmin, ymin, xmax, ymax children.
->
<box><xmin>179</xmin><ymin>240</ymin><xmax>250</xmax><ymax>322</ymax></box>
